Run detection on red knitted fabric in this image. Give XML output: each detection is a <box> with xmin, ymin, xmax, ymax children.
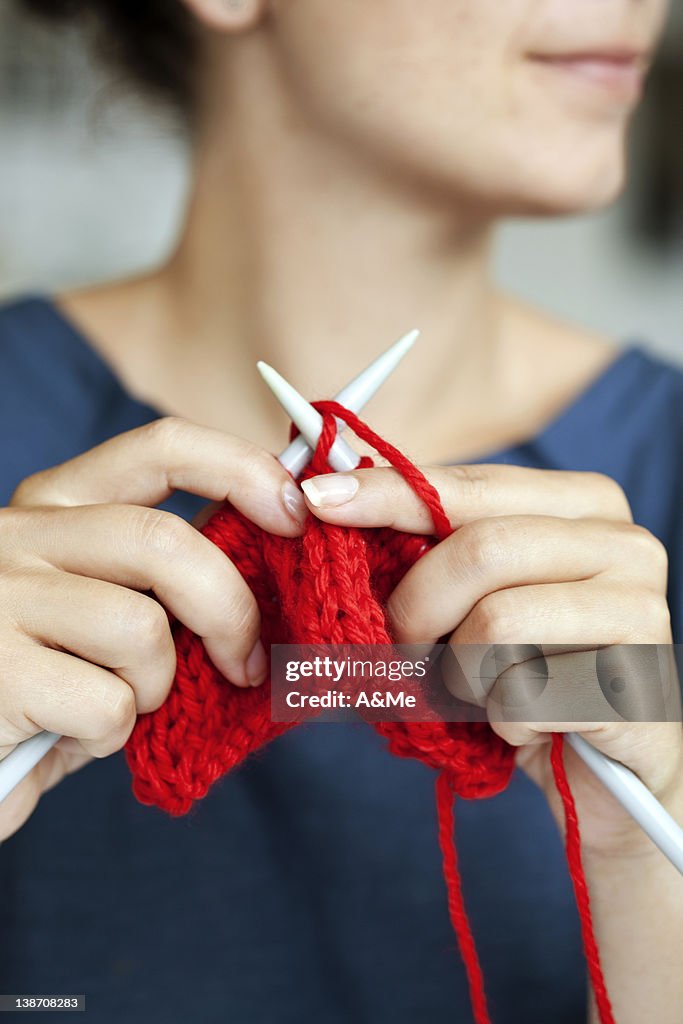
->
<box><xmin>124</xmin><ymin>401</ymin><xmax>614</xmax><ymax>1024</ymax></box>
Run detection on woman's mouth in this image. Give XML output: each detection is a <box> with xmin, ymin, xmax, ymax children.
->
<box><xmin>526</xmin><ymin>50</ymin><xmax>650</xmax><ymax>104</ymax></box>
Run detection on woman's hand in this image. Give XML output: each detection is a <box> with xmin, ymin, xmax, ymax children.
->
<box><xmin>0</xmin><ymin>417</ymin><xmax>306</xmax><ymax>839</ymax></box>
<box><xmin>301</xmin><ymin>463</ymin><xmax>683</xmax><ymax>857</ymax></box>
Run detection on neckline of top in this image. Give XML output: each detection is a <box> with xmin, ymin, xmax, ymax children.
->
<box><xmin>10</xmin><ymin>293</ymin><xmax>654</xmax><ymax>464</ymax></box>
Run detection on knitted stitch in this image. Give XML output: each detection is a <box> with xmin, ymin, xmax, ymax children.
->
<box><xmin>125</xmin><ymin>401</ymin><xmax>614</xmax><ymax>1024</ymax></box>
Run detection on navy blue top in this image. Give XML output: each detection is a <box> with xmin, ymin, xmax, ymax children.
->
<box><xmin>0</xmin><ymin>296</ymin><xmax>682</xmax><ymax>1024</ymax></box>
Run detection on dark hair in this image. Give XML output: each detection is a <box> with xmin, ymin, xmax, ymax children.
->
<box><xmin>17</xmin><ymin>0</ymin><xmax>199</xmax><ymax>113</ymax></box>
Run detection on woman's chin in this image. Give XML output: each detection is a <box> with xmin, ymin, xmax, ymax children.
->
<box><xmin>377</xmin><ymin>136</ymin><xmax>628</xmax><ymax>220</ymax></box>
<box><xmin>533</xmin><ymin>167</ymin><xmax>626</xmax><ymax>217</ymax></box>
<box><xmin>486</xmin><ymin>150</ymin><xmax>628</xmax><ymax>218</ymax></box>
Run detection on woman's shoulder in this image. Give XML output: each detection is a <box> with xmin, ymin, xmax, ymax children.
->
<box><xmin>499</xmin><ymin>299</ymin><xmax>683</xmax><ymax>476</ymax></box>
<box><xmin>0</xmin><ymin>291</ymin><xmax>129</xmax><ymax>429</ymax></box>
<box><xmin>622</xmin><ymin>349</ymin><xmax>683</xmax><ymax>642</ymax></box>
<box><xmin>0</xmin><ymin>292</ymin><xmax>105</xmax><ymax>385</ymax></box>
<box><xmin>523</xmin><ymin>337</ymin><xmax>683</xmax><ymax>486</ymax></box>
<box><xmin>0</xmin><ymin>292</ymin><xmax>51</xmax><ymax>346</ymax></box>
<box><xmin>594</xmin><ymin>342</ymin><xmax>683</xmax><ymax>468</ymax></box>
<box><xmin>510</xmin><ymin>334</ymin><xmax>683</xmax><ymax>637</ymax></box>
<box><xmin>621</xmin><ymin>342</ymin><xmax>683</xmax><ymax>477</ymax></box>
<box><xmin>614</xmin><ymin>341</ymin><xmax>683</xmax><ymax>405</ymax></box>
<box><xmin>0</xmin><ymin>292</ymin><xmax>59</xmax><ymax>334</ymax></box>
<box><xmin>0</xmin><ymin>292</ymin><xmax>158</xmax><ymax>505</ymax></box>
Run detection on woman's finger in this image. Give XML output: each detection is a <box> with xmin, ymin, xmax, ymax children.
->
<box><xmin>301</xmin><ymin>463</ymin><xmax>632</xmax><ymax>532</ymax></box>
<box><xmin>4</xmin><ymin>503</ymin><xmax>268</xmax><ymax>687</ymax></box>
<box><xmin>385</xmin><ymin>515</ymin><xmax>664</xmax><ymax>644</ymax></box>
<box><xmin>0</xmin><ymin>640</ymin><xmax>138</xmax><ymax>758</ymax></box>
<box><xmin>10</xmin><ymin>568</ymin><xmax>177</xmax><ymax>713</ymax></box>
<box><xmin>450</xmin><ymin>580</ymin><xmax>671</xmax><ymax>647</ymax></box>
<box><xmin>10</xmin><ymin>416</ymin><xmax>306</xmax><ymax>536</ymax></box>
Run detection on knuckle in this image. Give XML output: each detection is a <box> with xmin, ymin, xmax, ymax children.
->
<box><xmin>119</xmin><ymin>595</ymin><xmax>171</xmax><ymax>653</ymax></box>
<box><xmin>141</xmin><ymin>415</ymin><xmax>189</xmax><ymax>451</ymax></box>
<box><xmin>236</xmin><ymin>441</ymin><xmax>282</xmax><ymax>481</ymax></box>
<box><xmin>140</xmin><ymin>663</ymin><xmax>176</xmax><ymax>714</ymax></box>
<box><xmin>9</xmin><ymin>473</ymin><xmax>46</xmax><ymax>508</ymax></box>
<box><xmin>454</xmin><ymin>519</ymin><xmax>513</xmax><ymax>577</ymax></box>
<box><xmin>95</xmin><ymin>685</ymin><xmax>137</xmax><ymax>746</ymax></box>
<box><xmin>447</xmin><ymin>464</ymin><xmax>491</xmax><ymax>504</ymax></box>
<box><xmin>589</xmin><ymin>473</ymin><xmax>632</xmax><ymax>520</ymax></box>
<box><xmin>222</xmin><ymin>585</ymin><xmax>258</xmax><ymax>641</ymax></box>
<box><xmin>629</xmin><ymin>525</ymin><xmax>669</xmax><ymax>576</ymax></box>
<box><xmin>9</xmin><ymin>470</ymin><xmax>67</xmax><ymax>509</ymax></box>
<box><xmin>470</xmin><ymin>591</ymin><xmax>520</xmax><ymax>644</ymax></box>
<box><xmin>135</xmin><ymin>509</ymin><xmax>190</xmax><ymax>557</ymax></box>
<box><xmin>638</xmin><ymin>591</ymin><xmax>671</xmax><ymax>639</ymax></box>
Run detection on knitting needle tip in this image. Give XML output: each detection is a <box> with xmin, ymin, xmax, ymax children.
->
<box><xmin>258</xmin><ymin>361</ymin><xmax>361</xmax><ymax>472</ymax></box>
<box><xmin>258</xmin><ymin>327</ymin><xmax>419</xmax><ymax>423</ymax></box>
<box><xmin>256</xmin><ymin>361</ymin><xmax>316</xmax><ymax>440</ymax></box>
<box><xmin>335</xmin><ymin>329</ymin><xmax>419</xmax><ymax>411</ymax></box>
<box><xmin>261</xmin><ymin>330</ymin><xmax>419</xmax><ymax>478</ymax></box>
<box><xmin>255</xmin><ymin>359</ymin><xmax>279</xmax><ymax>386</ymax></box>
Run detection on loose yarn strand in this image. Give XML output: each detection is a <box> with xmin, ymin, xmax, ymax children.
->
<box><xmin>314</xmin><ymin>400</ymin><xmax>454</xmax><ymax>541</ymax></box>
<box><xmin>550</xmin><ymin>735</ymin><xmax>616</xmax><ymax>1024</ymax></box>
<box><xmin>436</xmin><ymin>771</ymin><xmax>492</xmax><ymax>1024</ymax></box>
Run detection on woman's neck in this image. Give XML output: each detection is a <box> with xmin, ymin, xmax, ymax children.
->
<box><xmin>170</xmin><ymin>45</ymin><xmax>503</xmax><ymax>453</ymax></box>
<box><xmin>58</xmin><ymin>35</ymin><xmax>614</xmax><ymax>463</ymax></box>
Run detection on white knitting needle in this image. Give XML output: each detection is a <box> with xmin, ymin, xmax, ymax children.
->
<box><xmin>270</xmin><ymin>328</ymin><xmax>418</xmax><ymax>477</ymax></box>
<box><xmin>258</xmin><ymin>363</ymin><xmax>361</xmax><ymax>472</ymax></box>
<box><xmin>0</xmin><ymin>329</ymin><xmax>418</xmax><ymax>807</ymax></box>
<box><xmin>261</xmin><ymin>365</ymin><xmax>683</xmax><ymax>875</ymax></box>
<box><xmin>566</xmin><ymin>733</ymin><xmax>683</xmax><ymax>873</ymax></box>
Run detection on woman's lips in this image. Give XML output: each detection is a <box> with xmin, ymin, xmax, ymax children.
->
<box><xmin>527</xmin><ymin>51</ymin><xmax>648</xmax><ymax>103</ymax></box>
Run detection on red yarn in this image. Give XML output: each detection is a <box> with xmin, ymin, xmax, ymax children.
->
<box><xmin>124</xmin><ymin>401</ymin><xmax>614</xmax><ymax>1024</ymax></box>
<box><xmin>436</xmin><ymin>771</ymin><xmax>492</xmax><ymax>1024</ymax></box>
<box><xmin>550</xmin><ymin>735</ymin><xmax>616</xmax><ymax>1024</ymax></box>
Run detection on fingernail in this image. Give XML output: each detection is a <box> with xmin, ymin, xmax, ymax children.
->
<box><xmin>245</xmin><ymin>639</ymin><xmax>268</xmax><ymax>686</ymax></box>
<box><xmin>301</xmin><ymin>475</ymin><xmax>359</xmax><ymax>508</ymax></box>
<box><xmin>282</xmin><ymin>481</ymin><xmax>307</xmax><ymax>523</ymax></box>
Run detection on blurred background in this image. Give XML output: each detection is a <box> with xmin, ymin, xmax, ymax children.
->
<box><xmin>1</xmin><ymin>2</ymin><xmax>681</xmax><ymax>363</ymax></box>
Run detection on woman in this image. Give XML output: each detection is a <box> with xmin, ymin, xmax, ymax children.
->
<box><xmin>1</xmin><ymin>1</ymin><xmax>682</xmax><ymax>1021</ymax></box>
